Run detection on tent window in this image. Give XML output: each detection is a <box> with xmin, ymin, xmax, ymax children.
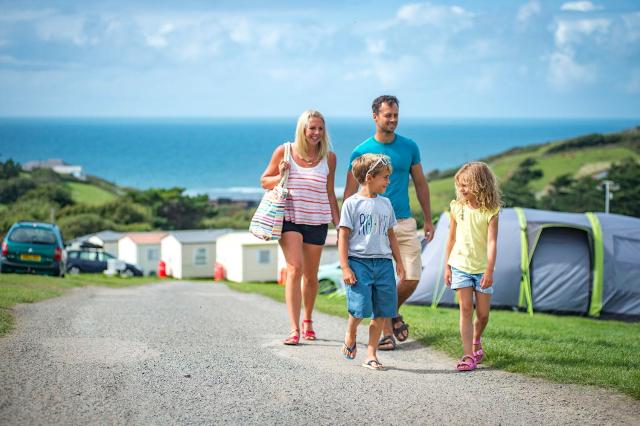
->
<box><xmin>613</xmin><ymin>236</ymin><xmax>640</xmax><ymax>290</ymax></box>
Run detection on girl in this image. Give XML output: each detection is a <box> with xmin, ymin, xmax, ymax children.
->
<box><xmin>260</xmin><ymin>110</ymin><xmax>340</xmax><ymax>345</ymax></box>
<box><xmin>444</xmin><ymin>162</ymin><xmax>501</xmax><ymax>371</ymax></box>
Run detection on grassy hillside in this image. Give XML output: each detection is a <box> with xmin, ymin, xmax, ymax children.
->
<box><xmin>417</xmin><ymin>127</ymin><xmax>640</xmax><ymax>218</ymax></box>
<box><xmin>67</xmin><ymin>182</ymin><xmax>118</xmax><ymax>205</ymax></box>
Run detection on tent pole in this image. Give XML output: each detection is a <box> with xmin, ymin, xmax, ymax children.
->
<box><xmin>514</xmin><ymin>208</ymin><xmax>534</xmax><ymax>316</ymax></box>
<box><xmin>586</xmin><ymin>213</ymin><xmax>604</xmax><ymax>317</ymax></box>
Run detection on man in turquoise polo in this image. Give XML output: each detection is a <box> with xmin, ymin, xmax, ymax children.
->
<box><xmin>343</xmin><ymin>95</ymin><xmax>434</xmax><ymax>350</ymax></box>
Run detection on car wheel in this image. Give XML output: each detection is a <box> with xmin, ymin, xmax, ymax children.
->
<box><xmin>318</xmin><ymin>279</ymin><xmax>337</xmax><ymax>295</ymax></box>
<box><xmin>68</xmin><ymin>266</ymin><xmax>81</xmax><ymax>275</ymax></box>
<box><xmin>120</xmin><ymin>268</ymin><xmax>134</xmax><ymax>278</ymax></box>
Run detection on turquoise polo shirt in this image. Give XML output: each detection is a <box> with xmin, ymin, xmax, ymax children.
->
<box><xmin>348</xmin><ymin>134</ymin><xmax>421</xmax><ymax>219</ymax></box>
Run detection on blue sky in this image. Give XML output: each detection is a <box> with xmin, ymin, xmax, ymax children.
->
<box><xmin>0</xmin><ymin>0</ymin><xmax>639</xmax><ymax>118</ymax></box>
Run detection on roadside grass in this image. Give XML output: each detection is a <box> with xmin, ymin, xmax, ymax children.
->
<box><xmin>227</xmin><ymin>281</ymin><xmax>640</xmax><ymax>400</ymax></box>
<box><xmin>0</xmin><ymin>273</ymin><xmax>159</xmax><ymax>336</ymax></box>
<box><xmin>66</xmin><ymin>182</ymin><xmax>117</xmax><ymax>206</ymax></box>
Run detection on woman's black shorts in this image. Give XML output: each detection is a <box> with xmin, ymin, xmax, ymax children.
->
<box><xmin>282</xmin><ymin>220</ymin><xmax>328</xmax><ymax>245</ymax></box>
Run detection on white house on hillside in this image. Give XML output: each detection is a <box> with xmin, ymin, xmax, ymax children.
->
<box><xmin>216</xmin><ymin>232</ymin><xmax>279</xmax><ymax>282</ymax></box>
<box><xmin>118</xmin><ymin>232</ymin><xmax>167</xmax><ymax>276</ymax></box>
<box><xmin>161</xmin><ymin>229</ymin><xmax>231</xmax><ymax>279</ymax></box>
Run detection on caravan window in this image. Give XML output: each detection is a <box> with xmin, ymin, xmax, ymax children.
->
<box><xmin>194</xmin><ymin>247</ymin><xmax>208</xmax><ymax>265</ymax></box>
<box><xmin>257</xmin><ymin>249</ymin><xmax>270</xmax><ymax>264</ymax></box>
<box><xmin>147</xmin><ymin>248</ymin><xmax>159</xmax><ymax>261</ymax></box>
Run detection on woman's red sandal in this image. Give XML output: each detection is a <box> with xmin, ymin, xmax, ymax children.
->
<box><xmin>283</xmin><ymin>329</ymin><xmax>300</xmax><ymax>346</ymax></box>
<box><xmin>302</xmin><ymin>319</ymin><xmax>316</xmax><ymax>340</ymax></box>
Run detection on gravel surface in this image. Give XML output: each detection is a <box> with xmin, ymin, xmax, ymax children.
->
<box><xmin>1</xmin><ymin>281</ymin><xmax>639</xmax><ymax>425</ymax></box>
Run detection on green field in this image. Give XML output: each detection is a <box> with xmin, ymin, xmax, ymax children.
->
<box><xmin>227</xmin><ymin>281</ymin><xmax>640</xmax><ymax>400</ymax></box>
<box><xmin>0</xmin><ymin>273</ymin><xmax>159</xmax><ymax>335</ymax></box>
<box><xmin>67</xmin><ymin>182</ymin><xmax>117</xmax><ymax>206</ymax></box>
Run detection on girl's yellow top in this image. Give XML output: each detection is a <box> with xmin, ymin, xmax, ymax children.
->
<box><xmin>447</xmin><ymin>200</ymin><xmax>499</xmax><ymax>274</ymax></box>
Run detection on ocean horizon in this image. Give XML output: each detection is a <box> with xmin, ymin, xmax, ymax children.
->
<box><xmin>2</xmin><ymin>117</ymin><xmax>638</xmax><ymax>200</ymax></box>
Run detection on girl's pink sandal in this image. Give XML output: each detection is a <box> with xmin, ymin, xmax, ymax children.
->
<box><xmin>456</xmin><ymin>355</ymin><xmax>477</xmax><ymax>372</ymax></box>
<box><xmin>283</xmin><ymin>329</ymin><xmax>300</xmax><ymax>346</ymax></box>
<box><xmin>302</xmin><ymin>319</ymin><xmax>316</xmax><ymax>340</ymax></box>
<box><xmin>473</xmin><ymin>339</ymin><xmax>484</xmax><ymax>364</ymax></box>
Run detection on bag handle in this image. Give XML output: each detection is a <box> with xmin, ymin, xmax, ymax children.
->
<box><xmin>277</xmin><ymin>142</ymin><xmax>292</xmax><ymax>189</ymax></box>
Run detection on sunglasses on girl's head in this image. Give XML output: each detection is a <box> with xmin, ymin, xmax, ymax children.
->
<box><xmin>367</xmin><ymin>156</ymin><xmax>390</xmax><ymax>176</ymax></box>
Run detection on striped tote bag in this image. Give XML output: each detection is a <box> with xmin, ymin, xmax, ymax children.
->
<box><xmin>249</xmin><ymin>143</ymin><xmax>291</xmax><ymax>241</ymax></box>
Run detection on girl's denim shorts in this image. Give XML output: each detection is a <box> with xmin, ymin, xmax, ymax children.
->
<box><xmin>450</xmin><ymin>266</ymin><xmax>494</xmax><ymax>295</ymax></box>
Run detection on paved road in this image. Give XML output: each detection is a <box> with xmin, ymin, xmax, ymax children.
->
<box><xmin>1</xmin><ymin>282</ymin><xmax>639</xmax><ymax>425</ymax></box>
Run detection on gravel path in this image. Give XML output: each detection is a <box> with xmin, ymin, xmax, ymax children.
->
<box><xmin>1</xmin><ymin>281</ymin><xmax>639</xmax><ymax>425</ymax></box>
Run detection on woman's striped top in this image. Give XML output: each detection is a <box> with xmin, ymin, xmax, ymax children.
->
<box><xmin>284</xmin><ymin>150</ymin><xmax>332</xmax><ymax>225</ymax></box>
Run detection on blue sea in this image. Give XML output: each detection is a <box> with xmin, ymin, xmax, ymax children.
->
<box><xmin>1</xmin><ymin>117</ymin><xmax>638</xmax><ymax>199</ymax></box>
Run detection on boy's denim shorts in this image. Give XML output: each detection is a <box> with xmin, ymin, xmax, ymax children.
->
<box><xmin>450</xmin><ymin>266</ymin><xmax>494</xmax><ymax>295</ymax></box>
<box><xmin>346</xmin><ymin>257</ymin><xmax>398</xmax><ymax>318</ymax></box>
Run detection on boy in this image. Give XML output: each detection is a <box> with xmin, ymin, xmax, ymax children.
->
<box><xmin>338</xmin><ymin>154</ymin><xmax>405</xmax><ymax>370</ymax></box>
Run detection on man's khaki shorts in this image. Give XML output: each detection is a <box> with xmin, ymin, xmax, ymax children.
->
<box><xmin>393</xmin><ymin>217</ymin><xmax>423</xmax><ymax>281</ymax></box>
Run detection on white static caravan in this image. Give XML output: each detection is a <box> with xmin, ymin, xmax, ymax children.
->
<box><xmin>118</xmin><ymin>232</ymin><xmax>167</xmax><ymax>276</ymax></box>
<box><xmin>216</xmin><ymin>232</ymin><xmax>279</xmax><ymax>283</ymax></box>
<box><xmin>161</xmin><ymin>229</ymin><xmax>231</xmax><ymax>279</ymax></box>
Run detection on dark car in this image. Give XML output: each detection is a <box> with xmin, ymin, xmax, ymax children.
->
<box><xmin>1</xmin><ymin>221</ymin><xmax>66</xmax><ymax>277</ymax></box>
<box><xmin>66</xmin><ymin>246</ymin><xmax>143</xmax><ymax>277</ymax></box>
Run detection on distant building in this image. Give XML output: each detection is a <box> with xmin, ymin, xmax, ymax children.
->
<box><xmin>118</xmin><ymin>232</ymin><xmax>167</xmax><ymax>276</ymax></box>
<box><xmin>161</xmin><ymin>229</ymin><xmax>231</xmax><ymax>279</ymax></box>
<box><xmin>23</xmin><ymin>158</ymin><xmax>86</xmax><ymax>180</ymax></box>
<box><xmin>215</xmin><ymin>232</ymin><xmax>279</xmax><ymax>282</ymax></box>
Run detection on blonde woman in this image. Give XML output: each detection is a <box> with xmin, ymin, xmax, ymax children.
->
<box><xmin>261</xmin><ymin>110</ymin><xmax>340</xmax><ymax>345</ymax></box>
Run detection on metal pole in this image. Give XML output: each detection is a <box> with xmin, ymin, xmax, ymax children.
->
<box><xmin>604</xmin><ymin>181</ymin><xmax>610</xmax><ymax>214</ymax></box>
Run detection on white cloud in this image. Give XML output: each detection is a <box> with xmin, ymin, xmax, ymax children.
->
<box><xmin>548</xmin><ymin>50</ymin><xmax>595</xmax><ymax>89</ymax></box>
<box><xmin>561</xmin><ymin>2</ymin><xmax>601</xmax><ymax>13</ymax></box>
<box><xmin>366</xmin><ymin>39</ymin><xmax>385</xmax><ymax>55</ymax></box>
<box><xmin>36</xmin><ymin>14</ymin><xmax>95</xmax><ymax>46</ymax></box>
<box><xmin>145</xmin><ymin>22</ymin><xmax>175</xmax><ymax>49</ymax></box>
<box><xmin>517</xmin><ymin>1</ymin><xmax>541</xmax><ymax>24</ymax></box>
<box><xmin>396</xmin><ymin>2</ymin><xmax>473</xmax><ymax>31</ymax></box>
<box><xmin>554</xmin><ymin>18</ymin><xmax>610</xmax><ymax>47</ymax></box>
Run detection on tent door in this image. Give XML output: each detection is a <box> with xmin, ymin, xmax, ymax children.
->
<box><xmin>530</xmin><ymin>227</ymin><xmax>591</xmax><ymax>314</ymax></box>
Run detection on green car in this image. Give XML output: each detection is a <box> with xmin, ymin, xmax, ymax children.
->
<box><xmin>0</xmin><ymin>221</ymin><xmax>66</xmax><ymax>277</ymax></box>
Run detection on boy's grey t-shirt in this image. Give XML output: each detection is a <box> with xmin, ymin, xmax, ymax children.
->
<box><xmin>339</xmin><ymin>193</ymin><xmax>397</xmax><ymax>259</ymax></box>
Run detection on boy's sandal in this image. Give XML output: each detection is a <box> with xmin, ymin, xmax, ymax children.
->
<box><xmin>341</xmin><ymin>340</ymin><xmax>357</xmax><ymax>360</ymax></box>
<box><xmin>456</xmin><ymin>355</ymin><xmax>477</xmax><ymax>372</ymax></box>
<box><xmin>283</xmin><ymin>329</ymin><xmax>300</xmax><ymax>346</ymax></box>
<box><xmin>378</xmin><ymin>335</ymin><xmax>397</xmax><ymax>351</ymax></box>
<box><xmin>302</xmin><ymin>319</ymin><xmax>316</xmax><ymax>340</ymax></box>
<box><xmin>473</xmin><ymin>339</ymin><xmax>484</xmax><ymax>364</ymax></box>
<box><xmin>362</xmin><ymin>359</ymin><xmax>385</xmax><ymax>370</ymax></box>
<box><xmin>392</xmin><ymin>316</ymin><xmax>410</xmax><ymax>342</ymax></box>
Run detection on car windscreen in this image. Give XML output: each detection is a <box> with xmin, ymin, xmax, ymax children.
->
<box><xmin>9</xmin><ymin>227</ymin><xmax>57</xmax><ymax>244</ymax></box>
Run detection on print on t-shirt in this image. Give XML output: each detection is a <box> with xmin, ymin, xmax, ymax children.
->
<box><xmin>358</xmin><ymin>213</ymin><xmax>391</xmax><ymax>236</ymax></box>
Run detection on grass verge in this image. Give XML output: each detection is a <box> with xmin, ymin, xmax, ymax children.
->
<box><xmin>0</xmin><ymin>273</ymin><xmax>159</xmax><ymax>336</ymax></box>
<box><xmin>227</xmin><ymin>281</ymin><xmax>640</xmax><ymax>400</ymax></box>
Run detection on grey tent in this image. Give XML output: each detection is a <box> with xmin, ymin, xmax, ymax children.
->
<box><xmin>407</xmin><ymin>208</ymin><xmax>640</xmax><ymax>320</ymax></box>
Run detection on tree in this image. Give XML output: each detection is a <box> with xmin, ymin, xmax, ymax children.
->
<box><xmin>501</xmin><ymin>158</ymin><xmax>543</xmax><ymax>208</ymax></box>
<box><xmin>538</xmin><ymin>174</ymin><xmax>602</xmax><ymax>213</ymax></box>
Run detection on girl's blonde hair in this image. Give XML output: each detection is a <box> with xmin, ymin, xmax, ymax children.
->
<box><xmin>351</xmin><ymin>154</ymin><xmax>392</xmax><ymax>184</ymax></box>
<box><xmin>454</xmin><ymin>162</ymin><xmax>502</xmax><ymax>211</ymax></box>
<box><xmin>294</xmin><ymin>110</ymin><xmax>330</xmax><ymax>160</ymax></box>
